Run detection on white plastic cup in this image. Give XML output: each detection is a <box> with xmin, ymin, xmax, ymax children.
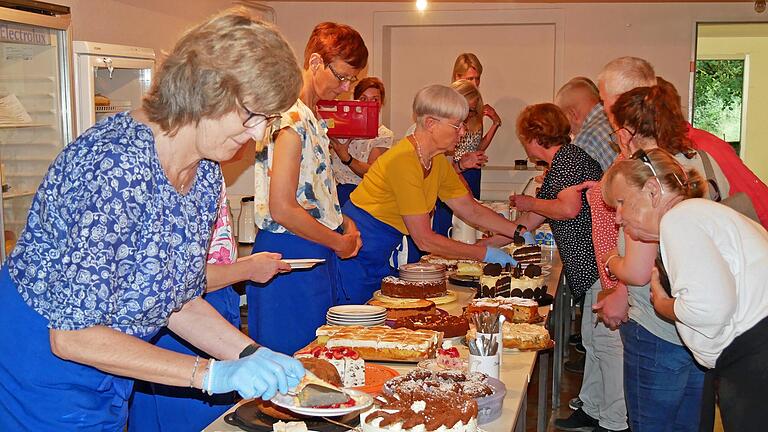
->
<box><xmin>469</xmin><ymin>353</ymin><xmax>500</xmax><ymax>379</ymax></box>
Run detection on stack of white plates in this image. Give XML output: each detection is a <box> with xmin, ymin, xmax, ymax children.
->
<box><xmin>398</xmin><ymin>262</ymin><xmax>446</xmax><ymax>282</ymax></box>
<box><xmin>326</xmin><ymin>305</ymin><xmax>387</xmax><ymax>326</ymax></box>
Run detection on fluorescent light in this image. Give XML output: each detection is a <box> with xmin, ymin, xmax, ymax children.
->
<box><xmin>416</xmin><ymin>0</ymin><xmax>428</xmax><ymax>11</ymax></box>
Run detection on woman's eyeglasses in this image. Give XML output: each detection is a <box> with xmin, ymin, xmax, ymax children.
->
<box><xmin>243</xmin><ymin>106</ymin><xmax>282</xmax><ymax>129</ymax></box>
<box><xmin>441</xmin><ymin>119</ymin><xmax>467</xmax><ymax>132</ymax></box>
<box><xmin>609</xmin><ymin>127</ymin><xmax>636</xmax><ymax>150</ymax></box>
<box><xmin>326</xmin><ymin>63</ymin><xmax>358</xmax><ymax>84</ymax></box>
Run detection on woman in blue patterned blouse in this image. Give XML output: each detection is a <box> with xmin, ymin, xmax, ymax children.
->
<box><xmin>0</xmin><ymin>10</ymin><xmax>305</xmax><ymax>430</ymax></box>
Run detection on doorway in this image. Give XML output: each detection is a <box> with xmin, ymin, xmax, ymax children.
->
<box><xmin>694</xmin><ymin>22</ymin><xmax>768</xmax><ymax>183</ymax></box>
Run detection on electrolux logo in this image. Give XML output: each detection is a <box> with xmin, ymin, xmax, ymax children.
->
<box><xmin>0</xmin><ymin>23</ymin><xmax>50</xmax><ymax>46</ymax></box>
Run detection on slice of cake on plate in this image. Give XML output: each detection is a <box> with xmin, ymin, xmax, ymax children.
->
<box><xmin>296</xmin><ymin>346</ymin><xmax>365</xmax><ymax>387</ymax></box>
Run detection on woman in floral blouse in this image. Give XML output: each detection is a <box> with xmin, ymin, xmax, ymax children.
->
<box><xmin>0</xmin><ymin>10</ymin><xmax>304</xmax><ymax>430</ymax></box>
<box><xmin>249</xmin><ymin>22</ymin><xmax>366</xmax><ymax>354</ymax></box>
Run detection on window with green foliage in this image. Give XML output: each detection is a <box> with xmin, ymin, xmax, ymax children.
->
<box><xmin>693</xmin><ymin>59</ymin><xmax>745</xmax><ymax>155</ymax></box>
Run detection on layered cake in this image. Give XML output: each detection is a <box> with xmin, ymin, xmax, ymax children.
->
<box><xmin>456</xmin><ymin>261</ymin><xmax>483</xmax><ymax>277</ymax></box>
<box><xmin>465</xmin><ymin>297</ymin><xmax>542</xmax><ymax>324</ymax></box>
<box><xmin>477</xmin><ymin>263</ymin><xmax>546</xmax><ymax>301</ymax></box>
<box><xmin>381</xmin><ymin>276</ymin><xmax>447</xmax><ymax>299</ymax></box>
<box><xmin>385</xmin><ymin>369</ymin><xmax>494</xmax><ymax>399</ymax></box>
<box><xmin>296</xmin><ymin>346</ymin><xmax>365</xmax><ymax>387</ymax></box>
<box><xmin>361</xmin><ymin>389</ymin><xmax>478</xmax><ymax>432</ymax></box>
<box><xmin>467</xmin><ymin>322</ymin><xmax>551</xmax><ymax>350</ymax></box>
<box><xmin>420</xmin><ymin>255</ymin><xmax>476</xmax><ymax>272</ymax></box>
<box><xmin>315</xmin><ymin>325</ymin><xmax>442</xmax><ymax>361</ymax></box>
<box><xmin>367</xmin><ymin>298</ymin><xmax>437</xmax><ymax>320</ymax></box>
<box><xmin>392</xmin><ymin>313</ymin><xmax>469</xmax><ymax>338</ymax></box>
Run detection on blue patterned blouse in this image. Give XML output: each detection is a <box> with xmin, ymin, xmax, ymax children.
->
<box><xmin>8</xmin><ymin>112</ymin><xmax>222</xmax><ymax>337</ymax></box>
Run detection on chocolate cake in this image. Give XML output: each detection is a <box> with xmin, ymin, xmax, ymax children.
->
<box><xmin>381</xmin><ymin>276</ymin><xmax>447</xmax><ymax>299</ymax></box>
<box><xmin>392</xmin><ymin>313</ymin><xmax>469</xmax><ymax>338</ymax></box>
<box><xmin>361</xmin><ymin>389</ymin><xmax>478</xmax><ymax>432</ymax></box>
<box><xmin>385</xmin><ymin>369</ymin><xmax>494</xmax><ymax>399</ymax></box>
<box><xmin>511</xmin><ymin>245</ymin><xmax>542</xmax><ymax>264</ymax></box>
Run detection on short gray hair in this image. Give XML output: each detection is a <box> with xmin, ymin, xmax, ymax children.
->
<box><xmin>597</xmin><ymin>56</ymin><xmax>656</xmax><ymax>100</ymax></box>
<box><xmin>555</xmin><ymin>76</ymin><xmax>600</xmax><ymax>109</ymax></box>
<box><xmin>413</xmin><ymin>84</ymin><xmax>469</xmax><ymax>127</ymax></box>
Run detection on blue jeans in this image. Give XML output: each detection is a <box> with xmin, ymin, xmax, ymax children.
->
<box><xmin>620</xmin><ymin>319</ymin><xmax>705</xmax><ymax>432</ymax></box>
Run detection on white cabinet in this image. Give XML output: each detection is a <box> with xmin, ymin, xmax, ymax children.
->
<box><xmin>0</xmin><ymin>2</ymin><xmax>74</xmax><ymax>262</ymax></box>
<box><xmin>73</xmin><ymin>41</ymin><xmax>154</xmax><ymax>136</ymax></box>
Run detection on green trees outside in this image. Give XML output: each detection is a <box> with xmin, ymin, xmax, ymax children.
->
<box><xmin>693</xmin><ymin>59</ymin><xmax>745</xmax><ymax>154</ymax></box>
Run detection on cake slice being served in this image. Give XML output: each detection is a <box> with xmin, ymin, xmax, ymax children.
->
<box><xmin>296</xmin><ymin>346</ymin><xmax>365</xmax><ymax>387</ymax></box>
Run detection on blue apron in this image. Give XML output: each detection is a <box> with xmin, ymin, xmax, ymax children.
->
<box><xmin>246</xmin><ymin>231</ymin><xmax>341</xmax><ymax>355</ymax></box>
<box><xmin>336</xmin><ymin>183</ymin><xmax>357</xmax><ymax>208</ymax></box>
<box><xmin>127</xmin><ymin>286</ymin><xmax>240</xmax><ymax>432</ymax></box>
<box><xmin>337</xmin><ymin>202</ymin><xmax>403</xmax><ymax>304</ymax></box>
<box><xmin>0</xmin><ymin>265</ymin><xmax>155</xmax><ymax>431</ymax></box>
<box><xmin>431</xmin><ymin>168</ymin><xmax>481</xmax><ymax>236</ymax></box>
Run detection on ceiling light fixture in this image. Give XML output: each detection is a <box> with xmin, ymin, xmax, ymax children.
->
<box><xmin>416</xmin><ymin>0</ymin><xmax>428</xmax><ymax>11</ymax></box>
<box><xmin>757</xmin><ymin>0</ymin><xmax>767</xmax><ymax>13</ymax></box>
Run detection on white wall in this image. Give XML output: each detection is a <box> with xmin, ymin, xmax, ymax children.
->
<box><xmin>52</xmin><ymin>1</ymin><xmax>768</xmax><ymax>204</ymax></box>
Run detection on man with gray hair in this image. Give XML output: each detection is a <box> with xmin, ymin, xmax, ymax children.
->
<box><xmin>597</xmin><ymin>56</ymin><xmax>656</xmax><ymax>126</ymax></box>
<box><xmin>554</xmin><ymin>58</ymin><xmax>652</xmax><ymax>432</ymax></box>
<box><xmin>555</xmin><ymin>76</ymin><xmax>617</xmax><ymax>171</ymax></box>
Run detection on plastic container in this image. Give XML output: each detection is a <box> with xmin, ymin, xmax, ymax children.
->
<box><xmin>476</xmin><ymin>377</ymin><xmax>507</xmax><ymax>424</ymax></box>
<box><xmin>535</xmin><ymin>223</ymin><xmax>556</xmax><ymax>249</ymax></box>
<box><xmin>316</xmin><ymin>100</ymin><xmax>379</xmax><ymax>139</ymax></box>
<box><xmin>238</xmin><ymin>196</ymin><xmax>256</xmax><ymax>244</ymax></box>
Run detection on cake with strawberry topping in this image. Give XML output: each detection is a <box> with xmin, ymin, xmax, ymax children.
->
<box><xmin>436</xmin><ymin>347</ymin><xmax>464</xmax><ymax>370</ymax></box>
<box><xmin>296</xmin><ymin>346</ymin><xmax>365</xmax><ymax>387</ymax></box>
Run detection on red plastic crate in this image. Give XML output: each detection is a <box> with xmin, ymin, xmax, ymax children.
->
<box><xmin>316</xmin><ymin>100</ymin><xmax>380</xmax><ymax>139</ymax></box>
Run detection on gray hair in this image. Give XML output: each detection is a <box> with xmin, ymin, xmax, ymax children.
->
<box><xmin>597</xmin><ymin>56</ymin><xmax>656</xmax><ymax>100</ymax></box>
<box><xmin>413</xmin><ymin>84</ymin><xmax>469</xmax><ymax>127</ymax></box>
<box><xmin>555</xmin><ymin>76</ymin><xmax>600</xmax><ymax>109</ymax></box>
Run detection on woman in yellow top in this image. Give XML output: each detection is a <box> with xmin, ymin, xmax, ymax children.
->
<box><xmin>338</xmin><ymin>84</ymin><xmax>527</xmax><ymax>303</ymax></box>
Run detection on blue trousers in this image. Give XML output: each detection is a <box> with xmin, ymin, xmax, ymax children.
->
<box><xmin>246</xmin><ymin>230</ymin><xmax>341</xmax><ymax>355</ymax></box>
<box><xmin>128</xmin><ymin>287</ymin><xmax>240</xmax><ymax>432</ymax></box>
<box><xmin>620</xmin><ymin>319</ymin><xmax>705</xmax><ymax>432</ymax></box>
<box><xmin>338</xmin><ymin>202</ymin><xmax>402</xmax><ymax>304</ymax></box>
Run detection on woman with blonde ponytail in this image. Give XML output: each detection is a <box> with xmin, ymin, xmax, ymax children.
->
<box><xmin>602</xmin><ymin>147</ymin><xmax>768</xmax><ymax>432</ymax></box>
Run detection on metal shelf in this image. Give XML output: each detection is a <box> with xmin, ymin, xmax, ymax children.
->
<box><xmin>0</xmin><ymin>123</ymin><xmax>50</xmax><ymax>129</ymax></box>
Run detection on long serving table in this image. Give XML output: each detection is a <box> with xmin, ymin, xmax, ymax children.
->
<box><xmin>206</xmin><ymin>251</ymin><xmax>564</xmax><ymax>432</ymax></box>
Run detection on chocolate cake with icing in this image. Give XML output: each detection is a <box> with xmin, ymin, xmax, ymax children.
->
<box><xmin>510</xmin><ymin>245</ymin><xmax>542</xmax><ymax>264</ymax></box>
<box><xmin>381</xmin><ymin>276</ymin><xmax>446</xmax><ymax>299</ymax></box>
<box><xmin>392</xmin><ymin>313</ymin><xmax>469</xmax><ymax>338</ymax></box>
<box><xmin>385</xmin><ymin>369</ymin><xmax>493</xmax><ymax>399</ymax></box>
<box><xmin>361</xmin><ymin>389</ymin><xmax>478</xmax><ymax>432</ymax></box>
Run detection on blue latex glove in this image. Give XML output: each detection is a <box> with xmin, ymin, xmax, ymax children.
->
<box><xmin>522</xmin><ymin>230</ymin><xmax>536</xmax><ymax>245</ymax></box>
<box><xmin>252</xmin><ymin>347</ymin><xmax>305</xmax><ymax>389</ymax></box>
<box><xmin>484</xmin><ymin>247</ymin><xmax>518</xmax><ymax>266</ymax></box>
<box><xmin>206</xmin><ymin>347</ymin><xmax>305</xmax><ymax>399</ymax></box>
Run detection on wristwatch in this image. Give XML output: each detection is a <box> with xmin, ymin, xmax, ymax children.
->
<box><xmin>239</xmin><ymin>343</ymin><xmax>261</xmax><ymax>359</ymax></box>
<box><xmin>341</xmin><ymin>155</ymin><xmax>354</xmax><ymax>166</ymax></box>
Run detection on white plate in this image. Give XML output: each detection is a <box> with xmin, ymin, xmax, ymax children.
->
<box><xmin>328</xmin><ymin>305</ymin><xmax>386</xmax><ymax>315</ymax></box>
<box><xmin>271</xmin><ymin>388</ymin><xmax>373</xmax><ymax>417</ymax></box>
<box><xmin>283</xmin><ymin>259</ymin><xmax>326</xmax><ymax>269</ymax></box>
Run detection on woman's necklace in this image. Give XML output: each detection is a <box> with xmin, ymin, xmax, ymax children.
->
<box><xmin>411</xmin><ymin>134</ymin><xmax>432</xmax><ymax>170</ymax></box>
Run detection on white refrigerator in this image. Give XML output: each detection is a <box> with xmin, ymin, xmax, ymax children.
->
<box><xmin>73</xmin><ymin>41</ymin><xmax>154</xmax><ymax>136</ymax></box>
<box><xmin>0</xmin><ymin>1</ymin><xmax>73</xmax><ymax>262</ymax></box>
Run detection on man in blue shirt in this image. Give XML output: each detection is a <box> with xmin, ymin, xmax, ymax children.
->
<box><xmin>556</xmin><ymin>77</ymin><xmax>617</xmax><ymax>172</ymax></box>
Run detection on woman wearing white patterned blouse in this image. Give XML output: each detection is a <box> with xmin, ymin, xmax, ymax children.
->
<box><xmin>249</xmin><ymin>22</ymin><xmax>366</xmax><ymax>355</ymax></box>
<box><xmin>0</xmin><ymin>10</ymin><xmax>305</xmax><ymax>430</ymax></box>
<box><xmin>330</xmin><ymin>77</ymin><xmax>394</xmax><ymax>206</ymax></box>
